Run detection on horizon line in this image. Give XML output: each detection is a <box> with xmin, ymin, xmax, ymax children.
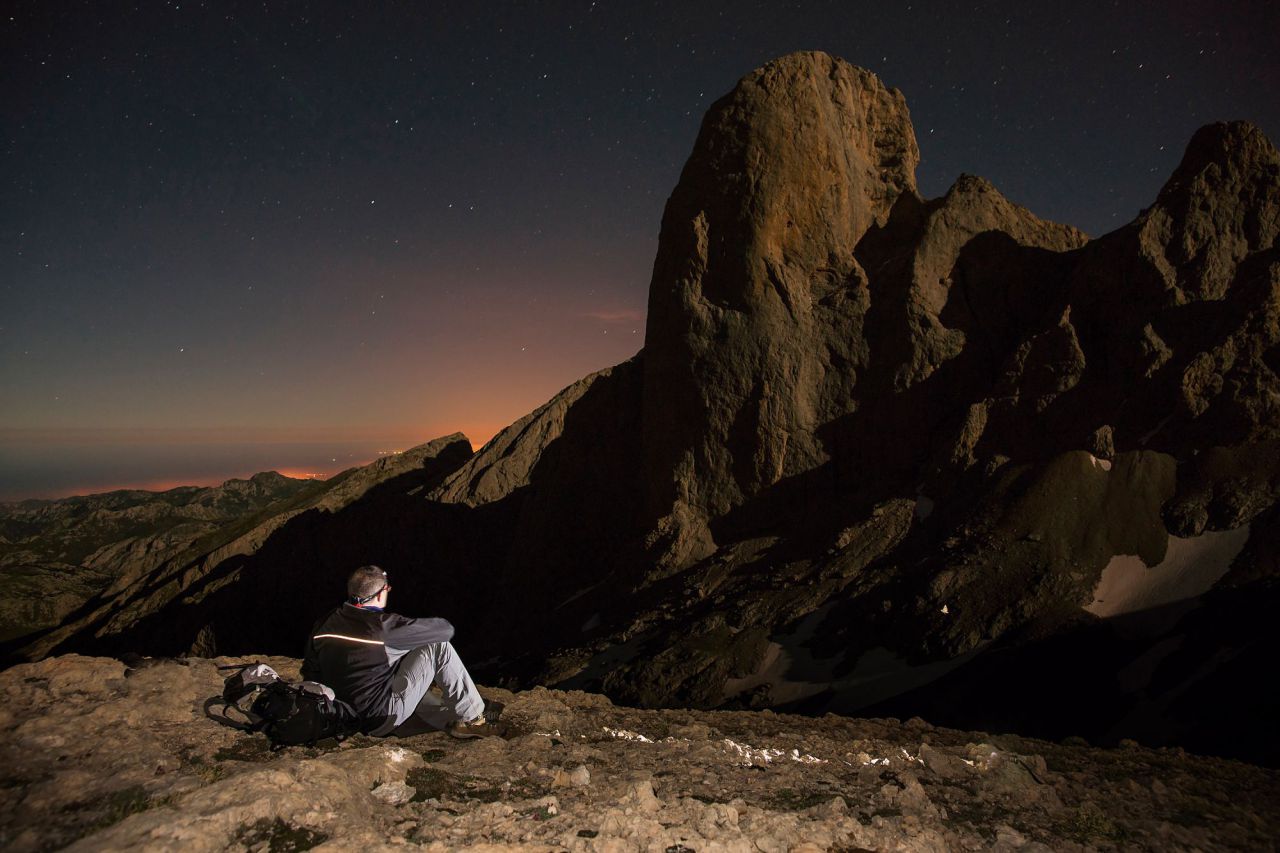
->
<box><xmin>0</xmin><ymin>424</ymin><xmax>499</xmax><ymax>446</ymax></box>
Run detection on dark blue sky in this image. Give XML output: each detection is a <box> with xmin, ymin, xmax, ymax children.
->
<box><xmin>3</xmin><ymin>1</ymin><xmax>1278</xmax><ymax>499</ymax></box>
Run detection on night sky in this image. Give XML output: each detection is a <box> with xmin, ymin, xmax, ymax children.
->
<box><xmin>3</xmin><ymin>1</ymin><xmax>1278</xmax><ymax>500</ymax></box>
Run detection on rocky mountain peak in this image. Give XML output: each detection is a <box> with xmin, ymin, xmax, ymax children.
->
<box><xmin>1137</xmin><ymin>119</ymin><xmax>1280</xmax><ymax>302</ymax></box>
<box><xmin>246</xmin><ymin>470</ymin><xmax>293</xmax><ymax>487</ymax></box>
<box><xmin>643</xmin><ymin>51</ymin><xmax>917</xmax><ymax>329</ymax></box>
<box><xmin>1164</xmin><ymin>120</ymin><xmax>1279</xmax><ymax>191</ymax></box>
<box><xmin>672</xmin><ymin>50</ymin><xmax>918</xmax><ymax>270</ymax></box>
<box><xmin>640</xmin><ymin>52</ymin><xmax>923</xmax><ymax>566</ymax></box>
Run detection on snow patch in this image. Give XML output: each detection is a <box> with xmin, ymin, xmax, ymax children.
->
<box><xmin>722</xmin><ymin>641</ymin><xmax>828</xmax><ymax>706</ymax></box>
<box><xmin>555</xmin><ymin>581</ymin><xmax>603</xmax><ymax>610</ymax></box>
<box><xmin>721</xmin><ymin>606</ymin><xmax>834</xmax><ymax>705</ymax></box>
<box><xmin>602</xmin><ymin>726</ymin><xmax>654</xmax><ymax>743</ymax></box>
<box><xmin>1085</xmin><ymin>525</ymin><xmax>1249</xmax><ymax>619</ymax></box>
<box><xmin>600</xmin><ymin>726</ymin><xmax>826</xmax><ymax>767</ymax></box>
<box><xmin>723</xmin><ymin>738</ymin><xmax>826</xmax><ymax>766</ymax></box>
<box><xmin>1138</xmin><ymin>415</ymin><xmax>1173</xmax><ymax>446</ymax></box>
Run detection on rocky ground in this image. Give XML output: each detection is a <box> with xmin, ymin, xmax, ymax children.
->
<box><xmin>1</xmin><ymin>655</ymin><xmax>1276</xmax><ymax>852</ymax></box>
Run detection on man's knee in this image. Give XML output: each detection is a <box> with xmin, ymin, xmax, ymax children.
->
<box><xmin>392</xmin><ymin>644</ymin><xmax>438</xmax><ymax>686</ymax></box>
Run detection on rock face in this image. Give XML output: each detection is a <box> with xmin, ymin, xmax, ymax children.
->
<box><xmin>638</xmin><ymin>54</ymin><xmax>1093</xmax><ymax>572</ymax></box>
<box><xmin>5</xmin><ymin>51</ymin><xmax>1279</xmax><ymax>765</ymax></box>
<box><xmin>2</xmin><ymin>654</ymin><xmax>1277</xmax><ymax>852</ymax></box>
<box><xmin>640</xmin><ymin>53</ymin><xmax>927</xmax><ymax>568</ymax></box>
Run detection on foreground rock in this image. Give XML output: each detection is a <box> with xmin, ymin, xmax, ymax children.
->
<box><xmin>2</xmin><ymin>655</ymin><xmax>1276</xmax><ymax>852</ymax></box>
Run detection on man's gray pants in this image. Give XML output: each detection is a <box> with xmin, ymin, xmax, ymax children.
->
<box><xmin>370</xmin><ymin>642</ymin><xmax>485</xmax><ymax>736</ymax></box>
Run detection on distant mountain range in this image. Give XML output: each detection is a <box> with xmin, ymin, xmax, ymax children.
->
<box><xmin>5</xmin><ymin>51</ymin><xmax>1277</xmax><ymax>765</ymax></box>
<box><xmin>0</xmin><ymin>472</ymin><xmax>320</xmax><ymax>643</ymax></box>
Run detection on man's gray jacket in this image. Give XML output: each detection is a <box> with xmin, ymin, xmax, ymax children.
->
<box><xmin>301</xmin><ymin>603</ymin><xmax>454</xmax><ymax>731</ymax></box>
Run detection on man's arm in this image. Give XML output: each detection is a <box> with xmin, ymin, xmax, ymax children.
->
<box><xmin>381</xmin><ymin>613</ymin><xmax>455</xmax><ymax>650</ymax></box>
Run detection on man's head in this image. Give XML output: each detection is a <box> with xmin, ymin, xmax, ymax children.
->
<box><xmin>347</xmin><ymin>565</ymin><xmax>390</xmax><ymax>607</ymax></box>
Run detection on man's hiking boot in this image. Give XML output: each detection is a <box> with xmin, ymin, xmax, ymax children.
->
<box><xmin>446</xmin><ymin>701</ymin><xmax>506</xmax><ymax>739</ymax></box>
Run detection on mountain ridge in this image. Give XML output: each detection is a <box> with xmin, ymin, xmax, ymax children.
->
<box><xmin>0</xmin><ymin>470</ymin><xmax>321</xmax><ymax>643</ymax></box>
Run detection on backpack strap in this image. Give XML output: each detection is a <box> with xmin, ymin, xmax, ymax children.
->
<box><xmin>203</xmin><ymin>696</ymin><xmax>266</xmax><ymax>732</ymax></box>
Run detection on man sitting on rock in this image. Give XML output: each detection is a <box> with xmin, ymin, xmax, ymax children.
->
<box><xmin>301</xmin><ymin>565</ymin><xmax>501</xmax><ymax>738</ymax></box>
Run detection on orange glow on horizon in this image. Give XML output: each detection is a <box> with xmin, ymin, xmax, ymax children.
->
<box><xmin>272</xmin><ymin>467</ymin><xmax>339</xmax><ymax>482</ymax></box>
<box><xmin>457</xmin><ymin>424</ymin><xmax>502</xmax><ymax>449</ymax></box>
<box><xmin>14</xmin><ymin>429</ymin><xmax>513</xmax><ymax>501</ymax></box>
<box><xmin>2</xmin><ymin>417</ymin><xmax>524</xmax><ymax>502</ymax></box>
<box><xmin>38</xmin><ymin>474</ymin><xmax>236</xmax><ymax>498</ymax></box>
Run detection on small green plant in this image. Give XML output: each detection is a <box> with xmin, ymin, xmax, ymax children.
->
<box><xmin>769</xmin><ymin>787</ymin><xmax>832</xmax><ymax>811</ymax></box>
<box><xmin>1165</xmin><ymin>793</ymin><xmax>1218</xmax><ymax>828</ymax></box>
<box><xmin>464</xmin><ymin>783</ymin><xmax>506</xmax><ymax>803</ymax></box>
<box><xmin>1055</xmin><ymin>802</ymin><xmax>1130</xmax><ymax>844</ymax></box>
<box><xmin>405</xmin><ymin>766</ymin><xmax>545</xmax><ymax>804</ymax></box>
<box><xmin>101</xmin><ymin>786</ymin><xmax>157</xmax><ymax>823</ymax></box>
<box><xmin>233</xmin><ymin>817</ymin><xmax>328</xmax><ymax>852</ymax></box>
<box><xmin>523</xmin><ymin>804</ymin><xmax>555</xmax><ymax>821</ymax></box>
<box><xmin>213</xmin><ymin>737</ymin><xmax>274</xmax><ymax>763</ymax></box>
<box><xmin>942</xmin><ymin>800</ymin><xmax>1002</xmax><ymax>841</ymax></box>
<box><xmin>179</xmin><ymin>753</ymin><xmax>227</xmax><ymax>783</ymax></box>
<box><xmin>77</xmin><ymin>785</ymin><xmax>174</xmax><ymax>833</ymax></box>
<box><xmin>406</xmin><ymin>767</ymin><xmax>455</xmax><ymax>802</ymax></box>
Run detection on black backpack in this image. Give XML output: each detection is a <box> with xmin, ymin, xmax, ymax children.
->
<box><xmin>217</xmin><ymin>662</ymin><xmax>362</xmax><ymax>749</ymax></box>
